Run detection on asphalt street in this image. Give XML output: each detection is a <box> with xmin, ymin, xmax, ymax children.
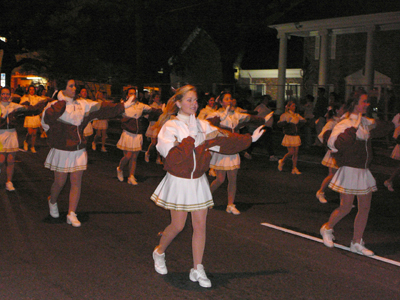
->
<box><xmin>1</xmin><ymin>124</ymin><xmax>400</xmax><ymax>300</ymax></box>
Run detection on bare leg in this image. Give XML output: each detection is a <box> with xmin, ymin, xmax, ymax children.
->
<box><xmin>119</xmin><ymin>150</ymin><xmax>133</xmax><ymax>171</ymax></box>
<box><xmin>100</xmin><ymin>129</ymin><xmax>107</xmax><ymax>149</ymax></box>
<box><xmin>50</xmin><ymin>171</ymin><xmax>69</xmax><ymax>204</ymax></box>
<box><xmin>146</xmin><ymin>138</ymin><xmax>156</xmax><ymax>154</ymax></box>
<box><xmin>210</xmin><ymin>170</ymin><xmax>226</xmax><ymax>193</ymax></box>
<box><xmin>128</xmin><ymin>151</ymin><xmax>139</xmax><ymax>177</ymax></box>
<box><xmin>93</xmin><ymin>129</ymin><xmax>101</xmax><ymax>145</ymax></box>
<box><xmin>68</xmin><ymin>170</ymin><xmax>84</xmax><ymax>213</ymax></box>
<box><xmin>6</xmin><ymin>153</ymin><xmax>16</xmax><ymax>182</ymax></box>
<box><xmin>156</xmin><ymin>210</ymin><xmax>188</xmax><ymax>254</ymax></box>
<box><xmin>282</xmin><ymin>147</ymin><xmax>295</xmax><ymax>164</ymax></box>
<box><xmin>353</xmin><ymin>192</ymin><xmax>372</xmax><ymax>243</ymax></box>
<box><xmin>30</xmin><ymin>128</ymin><xmax>38</xmax><ymax>149</ymax></box>
<box><xmin>325</xmin><ymin>193</ymin><xmax>354</xmax><ymax>229</ymax></box>
<box><xmin>0</xmin><ymin>153</ymin><xmax>5</xmax><ymax>177</ymax></box>
<box><xmin>226</xmin><ymin>169</ymin><xmax>238</xmax><ymax>206</ymax></box>
<box><xmin>318</xmin><ymin>168</ymin><xmax>336</xmax><ymax>193</ymax></box>
<box><xmin>191</xmin><ymin>209</ymin><xmax>208</xmax><ymax>267</ymax></box>
<box><xmin>387</xmin><ymin>164</ymin><xmax>400</xmax><ymax>183</ymax></box>
<box><xmin>292</xmin><ymin>146</ymin><xmax>299</xmax><ymax>169</ymax></box>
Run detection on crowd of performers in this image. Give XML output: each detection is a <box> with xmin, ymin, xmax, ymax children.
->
<box><xmin>1</xmin><ymin>83</ymin><xmax>399</xmax><ymax>288</ymax></box>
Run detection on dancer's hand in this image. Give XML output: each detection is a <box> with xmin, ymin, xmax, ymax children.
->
<box><xmin>124</xmin><ymin>95</ymin><xmax>135</xmax><ymax>108</ymax></box>
<box><xmin>354</xmin><ymin>113</ymin><xmax>362</xmax><ymax>128</ymax></box>
<box><xmin>264</xmin><ymin>111</ymin><xmax>274</xmax><ymax>127</ymax></box>
<box><xmin>221</xmin><ymin>105</ymin><xmax>230</xmax><ymax>121</ymax></box>
<box><xmin>188</xmin><ymin>114</ymin><xmax>198</xmax><ymax>138</ymax></box>
<box><xmin>252</xmin><ymin>125</ymin><xmax>265</xmax><ymax>142</ymax></box>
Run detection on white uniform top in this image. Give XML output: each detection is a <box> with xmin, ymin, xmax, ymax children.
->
<box><xmin>0</xmin><ymin>102</ymin><xmax>24</xmax><ymax>125</ymax></box>
<box><xmin>157</xmin><ymin>113</ymin><xmax>219</xmax><ymax>158</ymax></box>
<box><xmin>207</xmin><ymin>108</ymin><xmax>250</xmax><ymax>132</ymax></box>
<box><xmin>21</xmin><ymin>94</ymin><xmax>46</xmax><ymax>106</ymax></box>
<box><xmin>123</xmin><ymin>101</ymin><xmax>152</xmax><ymax>119</ymax></box>
<box><xmin>197</xmin><ymin>105</ymin><xmax>216</xmax><ymax>120</ymax></box>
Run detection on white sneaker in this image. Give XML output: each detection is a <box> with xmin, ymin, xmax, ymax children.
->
<box><xmin>92</xmin><ymin>142</ymin><xmax>96</xmax><ymax>151</ymax></box>
<box><xmin>350</xmin><ymin>239</ymin><xmax>374</xmax><ymax>256</ymax></box>
<box><xmin>5</xmin><ymin>181</ymin><xmax>15</xmax><ymax>192</ymax></box>
<box><xmin>384</xmin><ymin>180</ymin><xmax>394</xmax><ymax>192</ymax></box>
<box><xmin>23</xmin><ymin>140</ymin><xmax>28</xmax><ymax>151</ymax></box>
<box><xmin>209</xmin><ymin>168</ymin><xmax>216</xmax><ymax>177</ymax></box>
<box><xmin>189</xmin><ymin>264</ymin><xmax>212</xmax><ymax>288</ymax></box>
<box><xmin>144</xmin><ymin>152</ymin><xmax>150</xmax><ymax>163</ymax></box>
<box><xmin>153</xmin><ymin>248</ymin><xmax>168</xmax><ymax>275</ymax></box>
<box><xmin>316</xmin><ymin>191</ymin><xmax>327</xmax><ymax>203</ymax></box>
<box><xmin>278</xmin><ymin>159</ymin><xmax>284</xmax><ymax>171</ymax></box>
<box><xmin>226</xmin><ymin>204</ymin><xmax>240</xmax><ymax>215</ymax></box>
<box><xmin>127</xmin><ymin>175</ymin><xmax>138</xmax><ymax>185</ymax></box>
<box><xmin>30</xmin><ymin>147</ymin><xmax>36</xmax><ymax>153</ymax></box>
<box><xmin>320</xmin><ymin>224</ymin><xmax>335</xmax><ymax>248</ymax></box>
<box><xmin>66</xmin><ymin>212</ymin><xmax>81</xmax><ymax>227</ymax></box>
<box><xmin>116</xmin><ymin>167</ymin><xmax>124</xmax><ymax>182</ymax></box>
<box><xmin>48</xmin><ymin>197</ymin><xmax>59</xmax><ymax>218</ymax></box>
<box><xmin>244</xmin><ymin>152</ymin><xmax>252</xmax><ymax>160</ymax></box>
<box><xmin>291</xmin><ymin>168</ymin><xmax>301</xmax><ymax>175</ymax></box>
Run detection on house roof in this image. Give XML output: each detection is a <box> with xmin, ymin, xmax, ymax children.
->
<box><xmin>269</xmin><ymin>11</ymin><xmax>400</xmax><ymax>37</ymax></box>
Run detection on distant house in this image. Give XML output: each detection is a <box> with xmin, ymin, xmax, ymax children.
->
<box><xmin>236</xmin><ymin>68</ymin><xmax>302</xmax><ymax>102</ymax></box>
<box><xmin>168</xmin><ymin>27</ymin><xmax>223</xmax><ymax>93</ymax></box>
<box><xmin>269</xmin><ymin>11</ymin><xmax>400</xmax><ymax>113</ymax></box>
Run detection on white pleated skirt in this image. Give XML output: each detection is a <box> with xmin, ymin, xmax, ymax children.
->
<box><xmin>321</xmin><ymin>150</ymin><xmax>338</xmax><ymax>169</ymax></box>
<box><xmin>329</xmin><ymin>166</ymin><xmax>377</xmax><ymax>195</ymax></box>
<box><xmin>92</xmin><ymin>120</ymin><xmax>108</xmax><ymax>130</ymax></box>
<box><xmin>390</xmin><ymin>144</ymin><xmax>400</xmax><ymax>160</ymax></box>
<box><xmin>45</xmin><ymin>148</ymin><xmax>87</xmax><ymax>173</ymax></box>
<box><xmin>117</xmin><ymin>130</ymin><xmax>143</xmax><ymax>152</ymax></box>
<box><xmin>83</xmin><ymin>122</ymin><xmax>93</xmax><ymax>137</ymax></box>
<box><xmin>0</xmin><ymin>129</ymin><xmax>19</xmax><ymax>153</ymax></box>
<box><xmin>209</xmin><ymin>152</ymin><xmax>240</xmax><ymax>171</ymax></box>
<box><xmin>24</xmin><ymin>115</ymin><xmax>41</xmax><ymax>128</ymax></box>
<box><xmin>282</xmin><ymin>135</ymin><xmax>301</xmax><ymax>147</ymax></box>
<box><xmin>151</xmin><ymin>173</ymin><xmax>213</xmax><ymax>211</ymax></box>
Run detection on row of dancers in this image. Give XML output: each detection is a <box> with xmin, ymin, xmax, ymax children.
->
<box><xmin>1</xmin><ymin>83</ymin><xmax>400</xmax><ymax>288</ymax></box>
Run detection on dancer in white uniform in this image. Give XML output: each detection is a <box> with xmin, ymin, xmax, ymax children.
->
<box><xmin>277</xmin><ymin>100</ymin><xmax>306</xmax><ymax>174</ymax></box>
<box><xmin>42</xmin><ymin>79</ymin><xmax>134</xmax><ymax>227</ymax></box>
<box><xmin>0</xmin><ymin>86</ymin><xmax>47</xmax><ymax>191</ymax></box>
<box><xmin>116</xmin><ymin>87</ymin><xmax>162</xmax><ymax>185</ymax></box>
<box><xmin>384</xmin><ymin>112</ymin><xmax>400</xmax><ymax>191</ymax></box>
<box><xmin>316</xmin><ymin>104</ymin><xmax>345</xmax><ymax>203</ymax></box>
<box><xmin>320</xmin><ymin>93</ymin><xmax>393</xmax><ymax>256</ymax></box>
<box><xmin>206</xmin><ymin>91</ymin><xmax>272</xmax><ymax>215</ymax></box>
<box><xmin>21</xmin><ymin>85</ymin><xmax>49</xmax><ymax>153</ymax></box>
<box><xmin>150</xmin><ymin>85</ymin><xmax>265</xmax><ymax>288</ymax></box>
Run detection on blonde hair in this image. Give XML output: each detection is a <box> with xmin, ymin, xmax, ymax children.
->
<box><xmin>153</xmin><ymin>85</ymin><xmax>197</xmax><ymax>131</ymax></box>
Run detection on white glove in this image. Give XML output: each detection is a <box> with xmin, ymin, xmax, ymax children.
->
<box><xmin>251</xmin><ymin>125</ymin><xmax>265</xmax><ymax>142</ymax></box>
<box><xmin>220</xmin><ymin>105</ymin><xmax>230</xmax><ymax>121</ymax></box>
<box><xmin>264</xmin><ymin>111</ymin><xmax>274</xmax><ymax>127</ymax></box>
<box><xmin>124</xmin><ymin>95</ymin><xmax>135</xmax><ymax>109</ymax></box>
<box><xmin>188</xmin><ymin>114</ymin><xmax>198</xmax><ymax>138</ymax></box>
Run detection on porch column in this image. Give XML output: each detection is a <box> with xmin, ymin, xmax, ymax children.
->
<box><xmin>318</xmin><ymin>29</ymin><xmax>329</xmax><ymax>88</ymax></box>
<box><xmin>277</xmin><ymin>32</ymin><xmax>288</xmax><ymax>114</ymax></box>
<box><xmin>365</xmin><ymin>26</ymin><xmax>375</xmax><ymax>91</ymax></box>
